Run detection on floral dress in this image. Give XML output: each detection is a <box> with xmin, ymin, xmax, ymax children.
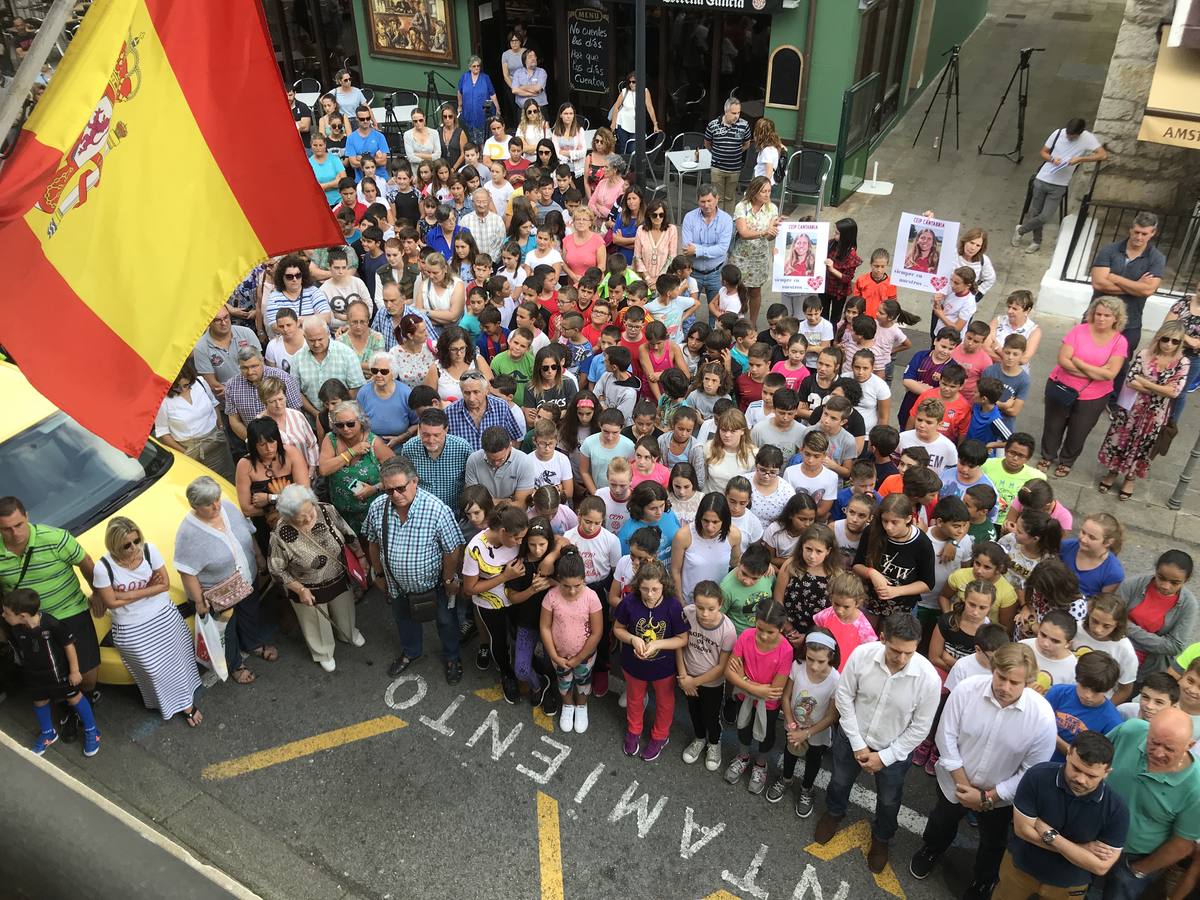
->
<box><xmin>391</xmin><ymin>344</ymin><xmax>436</xmax><ymax>388</ymax></box>
<box><xmin>1098</xmin><ymin>351</ymin><xmax>1188</xmax><ymax>480</ymax></box>
<box><xmin>328</xmin><ymin>432</ymin><xmax>383</xmax><ymax>533</ymax></box>
<box><xmin>781</xmin><ymin>569</ymin><xmax>829</xmax><ymax>635</ymax></box>
<box><xmin>729</xmin><ymin>200</ymin><xmax>779</xmax><ymax>288</ymax></box>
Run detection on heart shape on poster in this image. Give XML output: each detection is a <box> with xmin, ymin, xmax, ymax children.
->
<box><xmin>930</xmin><ymin>275</ymin><xmax>949</xmax><ymax>290</ymax></box>
<box><xmin>807</xmin><ymin>277</ymin><xmax>823</xmax><ymax>290</ymax></box>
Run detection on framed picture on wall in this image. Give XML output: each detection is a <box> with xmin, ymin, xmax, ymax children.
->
<box><xmin>362</xmin><ymin>0</ymin><xmax>457</xmax><ymax>64</ymax></box>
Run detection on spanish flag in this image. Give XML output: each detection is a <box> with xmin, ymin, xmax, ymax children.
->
<box><xmin>0</xmin><ymin>0</ymin><xmax>342</xmax><ymax>455</ymax></box>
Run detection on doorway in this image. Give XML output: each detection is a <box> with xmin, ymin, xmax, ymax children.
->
<box><xmin>856</xmin><ymin>0</ymin><xmax>915</xmax><ymax>130</ymax></box>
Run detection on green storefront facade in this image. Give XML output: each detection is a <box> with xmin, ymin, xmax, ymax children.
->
<box><xmin>304</xmin><ymin>0</ymin><xmax>986</xmax><ymax>205</ymax></box>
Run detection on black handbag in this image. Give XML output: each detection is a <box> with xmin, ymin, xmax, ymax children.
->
<box><xmin>1045</xmin><ymin>378</ymin><xmax>1081</xmax><ymax>409</ymax></box>
<box><xmin>380</xmin><ymin>507</ymin><xmax>438</xmax><ymax>623</ymax></box>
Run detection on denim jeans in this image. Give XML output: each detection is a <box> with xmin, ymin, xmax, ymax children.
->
<box><xmin>825</xmin><ymin>727</ymin><xmax>913</xmax><ymax>841</ymax></box>
<box><xmin>391</xmin><ymin>584</ymin><xmax>460</xmax><ymax>662</ymax></box>
<box><xmin>1019</xmin><ymin>178</ymin><xmax>1068</xmax><ymax>243</ymax></box>
<box><xmin>693</xmin><ymin>265</ymin><xmax>724</xmax><ymax>307</ymax></box>
<box><xmin>225</xmin><ymin>588</ymin><xmax>265</xmax><ymax>673</ymax></box>
<box><xmin>1086</xmin><ymin>854</ymin><xmax>1151</xmax><ymax>900</ymax></box>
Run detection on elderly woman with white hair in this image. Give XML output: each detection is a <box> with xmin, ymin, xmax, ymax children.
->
<box><xmin>268</xmin><ymin>485</ymin><xmax>365</xmax><ymax>672</ymax></box>
<box><xmin>355</xmin><ymin>352</ymin><xmax>418</xmax><ymax>447</ymax></box>
<box><xmin>93</xmin><ymin>516</ymin><xmax>203</xmax><ymax>725</ymax></box>
<box><xmin>318</xmin><ymin>399</ymin><xmax>396</xmax><ymax>536</ymax></box>
<box><xmin>174</xmin><ymin>476</ymin><xmax>272</xmax><ymax>685</ymax></box>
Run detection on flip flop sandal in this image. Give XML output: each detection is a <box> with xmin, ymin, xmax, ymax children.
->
<box><xmin>1098</xmin><ymin>479</ymin><xmax>1114</xmax><ymax>494</ymax></box>
<box><xmin>231</xmin><ymin>666</ymin><xmax>256</xmax><ymax>684</ymax></box>
<box><xmin>1053</xmin><ymin>465</ymin><xmax>1071</xmax><ymax>478</ymax></box>
<box><xmin>185</xmin><ymin>708</ymin><xmax>203</xmax><ymax>727</ymax></box>
<box><xmin>252</xmin><ymin>645</ymin><xmax>278</xmax><ymax>662</ymax></box>
<box><xmin>1119</xmin><ymin>487</ymin><xmax>1134</xmax><ymax>501</ymax></box>
<box><xmin>1036</xmin><ymin>459</ymin><xmax>1053</xmax><ymax>471</ymax></box>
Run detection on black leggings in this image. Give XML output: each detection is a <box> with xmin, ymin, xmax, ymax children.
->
<box><xmin>477</xmin><ymin>606</ymin><xmax>515</xmax><ymax>680</ymax></box>
<box><xmin>686</xmin><ymin>684</ymin><xmax>724</xmax><ymax>744</ymax></box>
<box><xmin>736</xmin><ymin>705</ymin><xmax>781</xmax><ymax>758</ymax></box>
<box><xmin>590</xmin><ymin>575</ymin><xmax>615</xmax><ymax>673</ymax></box>
<box><xmin>783</xmin><ymin>742</ymin><xmax>828</xmax><ymax>789</ymax></box>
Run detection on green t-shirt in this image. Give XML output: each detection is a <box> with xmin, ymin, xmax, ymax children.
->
<box><xmin>0</xmin><ymin>524</ymin><xmax>88</xmax><ymax>619</ymax></box>
<box><xmin>1174</xmin><ymin>643</ymin><xmax>1200</xmax><ymax>675</ymax></box>
<box><xmin>1105</xmin><ymin>717</ymin><xmax>1200</xmax><ymax>854</ymax></box>
<box><xmin>981</xmin><ymin>459</ymin><xmax>1046</xmax><ymax>525</ymax></box>
<box><xmin>719</xmin><ymin>570</ymin><xmax>775</xmax><ymax>635</ymax></box>
<box><xmin>490</xmin><ymin>350</ymin><xmax>534</xmax><ymax>405</ymax></box>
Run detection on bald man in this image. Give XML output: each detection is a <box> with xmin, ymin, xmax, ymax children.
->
<box><xmin>1089</xmin><ymin>708</ymin><xmax>1200</xmax><ymax>899</ymax></box>
<box><xmin>292</xmin><ymin>317</ymin><xmax>365</xmax><ymax>415</ymax></box>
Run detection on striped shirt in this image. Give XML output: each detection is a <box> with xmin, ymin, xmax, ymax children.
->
<box><xmin>401</xmin><ymin>434</ymin><xmax>473</xmax><ymax>509</ymax></box>
<box><xmin>262</xmin><ymin>407</ymin><xmax>320</xmax><ymax>470</ymax></box>
<box><xmin>0</xmin><ymin>525</ymin><xmax>88</xmax><ymax>619</ymax></box>
<box><xmin>223</xmin><ymin>367</ymin><xmax>303</xmax><ymax>422</ymax></box>
<box><xmin>704</xmin><ymin>115</ymin><xmax>752</xmax><ymax>172</ymax></box>
<box><xmin>363</xmin><ymin>490</ymin><xmax>463</xmax><ymax>595</ymax></box>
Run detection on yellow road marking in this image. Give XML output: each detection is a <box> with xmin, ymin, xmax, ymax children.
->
<box><xmin>474</xmin><ymin>686</ymin><xmax>504</xmax><ymax>702</ymax></box>
<box><xmin>537</xmin><ymin>791</ymin><xmax>564</xmax><ymax>900</ymax></box>
<box><xmin>533</xmin><ymin>707</ymin><xmax>555</xmax><ymax>732</ymax></box>
<box><xmin>803</xmin><ymin>819</ymin><xmax>906</xmax><ymax>899</ymax></box>
<box><xmin>201</xmin><ymin>715</ymin><xmax>407</xmax><ymax>781</ymax></box>
<box><xmin>700</xmin><ymin>892</ymin><xmax>743</xmax><ymax>899</ymax></box>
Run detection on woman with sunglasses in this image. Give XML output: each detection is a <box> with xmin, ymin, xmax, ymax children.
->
<box><xmin>534</xmin><ymin>138</ymin><xmax>560</xmax><ymax>173</ymax></box>
<box><xmin>632</xmin><ymin>199</ymin><xmax>678</xmax><ymax>286</ymax></box>
<box><xmin>94</xmin><ymin>516</ymin><xmax>203</xmax><ymax>725</ymax></box>
<box><xmin>1097</xmin><ymin>320</ymin><xmax>1189</xmax><ymax>500</ymax></box>
<box><xmin>583</xmin><ymin>128</ymin><xmax>617</xmax><ymax>199</ymax></box>
<box><xmin>523</xmin><ymin>346</ymin><xmax>578</xmax><ymax>426</ymax></box>
<box><xmin>437</xmin><ymin>105</ymin><xmax>467</xmax><ymax>170</ymax></box>
<box><xmin>608</xmin><ymin>71</ymin><xmax>660</xmax><ymax>154</ymax></box>
<box><xmin>457</xmin><ymin>55</ymin><xmax>499</xmax><ymax>147</ymax></box>
<box><xmin>333</xmin><ymin>69</ymin><xmax>368</xmax><ymax>120</ymax></box>
<box><xmin>404</xmin><ymin>109</ymin><xmax>440</xmax><ymax>166</ymax></box>
<box><xmin>518</xmin><ymin>99</ymin><xmax>549</xmax><ymax>162</ymax></box>
<box><xmin>264</xmin><ymin>252</ymin><xmax>327</xmax><ymax>328</ymax></box>
<box><xmin>610</xmin><ymin>186</ymin><xmax>644</xmax><ymax>265</ymax></box>
<box><xmin>356</xmin><ymin>353</ymin><xmax>418</xmax><ymax>448</ymax></box>
<box><xmin>425</xmin><ymin>324</ymin><xmax>493</xmax><ymax>403</ymax></box>
<box><xmin>318</xmin><ymin>400</ymin><xmax>395</xmax><ymax>537</ymax></box>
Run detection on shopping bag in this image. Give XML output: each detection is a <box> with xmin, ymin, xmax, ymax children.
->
<box><xmin>194</xmin><ymin>613</ymin><xmax>229</xmax><ymax>682</ymax></box>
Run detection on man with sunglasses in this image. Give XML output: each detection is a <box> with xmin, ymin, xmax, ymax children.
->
<box><xmin>344</xmin><ymin>104</ymin><xmax>389</xmax><ymax>180</ymax></box>
<box><xmin>364</xmin><ymin>458</ymin><xmax>465</xmax><ymax>684</ymax></box>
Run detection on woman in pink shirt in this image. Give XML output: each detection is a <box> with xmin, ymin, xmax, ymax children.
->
<box><xmin>587</xmin><ymin>155</ymin><xmax>627</xmax><ymax>222</ymax></box>
<box><xmin>561</xmin><ymin>207</ymin><xmax>606</xmax><ymax>286</ymax></box>
<box><xmin>1039</xmin><ymin>296</ymin><xmax>1128</xmax><ymax>478</ymax></box>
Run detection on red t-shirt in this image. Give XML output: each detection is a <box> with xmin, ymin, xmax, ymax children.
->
<box><xmin>504</xmin><ymin>158</ymin><xmax>531</xmax><ymax>188</ymax></box>
<box><xmin>1128</xmin><ymin>583</ymin><xmax>1179</xmax><ymax>662</ymax></box>
<box><xmin>950</xmin><ymin>346</ymin><xmax>993</xmax><ymax>403</ymax></box>
<box><xmin>853</xmin><ymin>272</ymin><xmax>897</xmax><ymax>317</ymax></box>
<box><xmin>914</xmin><ymin>387</ymin><xmax>971</xmax><ymax>443</ymax></box>
<box><xmin>736</xmin><ymin>373</ymin><xmax>764</xmax><ymax>411</ymax></box>
<box><xmin>620</xmin><ymin>334</ymin><xmax>648</xmax><ymax>379</ymax></box>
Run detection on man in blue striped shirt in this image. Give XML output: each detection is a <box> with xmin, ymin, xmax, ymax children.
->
<box><xmin>704</xmin><ymin>99</ymin><xmax>752</xmax><ymax>213</ymax></box>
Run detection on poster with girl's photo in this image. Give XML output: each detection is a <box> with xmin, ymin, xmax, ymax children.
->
<box><xmin>772</xmin><ymin>221</ymin><xmax>830</xmax><ymax>294</ymax></box>
<box><xmin>891</xmin><ymin>212</ymin><xmax>960</xmax><ymax>293</ymax></box>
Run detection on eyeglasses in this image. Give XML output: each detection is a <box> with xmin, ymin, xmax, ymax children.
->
<box><xmin>382</xmin><ymin>482</ymin><xmax>413</xmax><ymax>495</ymax></box>
<box><xmin>370</xmin><ymin>367</ymin><xmax>392</xmax><ymax>375</ymax></box>
<box><xmin>755</xmin><ymin>466</ymin><xmax>779</xmax><ymax>476</ymax></box>
<box><xmin>357</xmin><ymin>116</ymin><xmax>372</xmax><ymax>123</ymax></box>
<box><xmin>284</xmin><ymin>272</ymin><xmax>302</xmax><ymax>280</ymax></box>
<box><xmin>449</xmin><ymin>345</ymin><xmax>467</xmax><ymax>353</ymax></box>
<box><xmin>411</xmin><ymin>117</ymin><xmax>425</xmax><ymax>124</ymax></box>
<box><xmin>121</xmin><ymin>537</ymin><xmax>142</xmax><ymax>551</ymax></box>
<box><xmin>1161</xmin><ymin>337</ymin><xmax>1183</xmax><ymax>345</ymax></box>
<box><xmin>649</xmin><ymin>211</ymin><xmax>665</xmax><ymax>218</ymax></box>
<box><xmin>333</xmin><ymin>420</ymin><xmax>358</xmax><ymax>429</ymax></box>
<box><xmin>541</xmin><ymin>364</ymin><xmax>559</xmax><ymax>372</ymax></box>
<box><xmin>443</xmin><ymin>113</ymin><xmax>454</xmax><ymax>118</ymax></box>
<box><xmin>460</xmin><ymin>372</ymin><xmax>487</xmax><ymax>382</ymax></box>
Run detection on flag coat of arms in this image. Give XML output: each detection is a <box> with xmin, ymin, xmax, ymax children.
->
<box><xmin>0</xmin><ymin>0</ymin><xmax>343</xmax><ymax>454</ymax></box>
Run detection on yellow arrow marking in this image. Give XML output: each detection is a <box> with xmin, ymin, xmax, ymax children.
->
<box><xmin>804</xmin><ymin>819</ymin><xmax>906</xmax><ymax>899</ymax></box>
<box><xmin>201</xmin><ymin>715</ymin><xmax>406</xmax><ymax>780</ymax></box>
<box><xmin>537</xmin><ymin>791</ymin><xmax>564</xmax><ymax>900</ymax></box>
<box><xmin>700</xmin><ymin>892</ymin><xmax>743</xmax><ymax>899</ymax></box>
<box><xmin>474</xmin><ymin>686</ymin><xmax>504</xmax><ymax>702</ymax></box>
<box><xmin>533</xmin><ymin>707</ymin><xmax>555</xmax><ymax>732</ymax></box>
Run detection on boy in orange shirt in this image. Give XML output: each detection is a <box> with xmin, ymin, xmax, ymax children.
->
<box><xmin>853</xmin><ymin>248</ymin><xmax>898</xmax><ymax>317</ymax></box>
<box><xmin>908</xmin><ymin>362</ymin><xmax>970</xmax><ymax>443</ymax></box>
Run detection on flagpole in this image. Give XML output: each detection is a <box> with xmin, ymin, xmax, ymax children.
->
<box><xmin>0</xmin><ymin>0</ymin><xmax>77</xmax><ymax>159</ymax></box>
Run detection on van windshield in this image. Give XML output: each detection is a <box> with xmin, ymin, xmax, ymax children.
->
<box><xmin>0</xmin><ymin>412</ymin><xmax>173</xmax><ymax>534</ymax></box>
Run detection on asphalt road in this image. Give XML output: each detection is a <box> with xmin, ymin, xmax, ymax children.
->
<box><xmin>0</xmin><ymin>590</ymin><xmax>978</xmax><ymax>900</ymax></box>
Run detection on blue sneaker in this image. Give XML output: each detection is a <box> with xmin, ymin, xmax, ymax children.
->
<box><xmin>32</xmin><ymin>729</ymin><xmax>58</xmax><ymax>755</ymax></box>
<box><xmin>82</xmin><ymin>727</ymin><xmax>100</xmax><ymax>758</ymax></box>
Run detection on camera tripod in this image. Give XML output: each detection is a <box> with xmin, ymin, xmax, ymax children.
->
<box><xmin>424</xmin><ymin>68</ymin><xmax>461</xmax><ymax>121</ymax></box>
<box><xmin>912</xmin><ymin>45</ymin><xmax>960</xmax><ymax>162</ymax></box>
<box><xmin>978</xmin><ymin>47</ymin><xmax>1044</xmax><ymax>163</ymax></box>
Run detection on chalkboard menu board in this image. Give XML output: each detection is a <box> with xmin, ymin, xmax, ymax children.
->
<box><xmin>567</xmin><ymin>5</ymin><xmax>610</xmax><ymax>94</ymax></box>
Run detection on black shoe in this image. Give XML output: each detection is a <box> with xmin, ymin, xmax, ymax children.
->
<box><xmin>458</xmin><ymin>618</ymin><xmax>477</xmax><ymax>643</ymax></box>
<box><xmin>908</xmin><ymin>846</ymin><xmax>939</xmax><ymax>880</ymax></box>
<box><xmin>475</xmin><ymin>645</ymin><xmax>491</xmax><ymax>671</ymax></box>
<box><xmin>531</xmin><ymin>674</ymin><xmax>550</xmax><ymax>708</ymax></box>
<box><xmin>445</xmin><ymin>659</ymin><xmax>463</xmax><ymax>685</ymax></box>
<box><xmin>89</xmin><ymin>689</ymin><xmax>101</xmax><ymax>706</ymax></box>
<box><xmin>387</xmin><ymin>654</ymin><xmax>421</xmax><ymax>677</ymax></box>
<box><xmin>501</xmin><ymin>676</ymin><xmax>520</xmax><ymax>704</ymax></box>
<box><xmin>541</xmin><ymin>687</ymin><xmax>561</xmax><ymax>717</ymax></box>
<box><xmin>59</xmin><ymin>713</ymin><xmax>78</xmax><ymax>744</ymax></box>
<box><xmin>963</xmin><ymin>880</ymin><xmax>996</xmax><ymax>900</ymax></box>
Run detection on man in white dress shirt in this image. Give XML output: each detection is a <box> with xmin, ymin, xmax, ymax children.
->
<box><xmin>814</xmin><ymin>612</ymin><xmax>941</xmax><ymax>873</ymax></box>
<box><xmin>909</xmin><ymin>642</ymin><xmax>1057</xmax><ymax>898</ymax></box>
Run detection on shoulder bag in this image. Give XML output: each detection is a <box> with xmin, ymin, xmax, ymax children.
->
<box><xmin>320</xmin><ymin>504</ymin><xmax>368</xmax><ymax>591</ymax></box>
<box><xmin>202</xmin><ymin>524</ymin><xmax>253</xmax><ymax>613</ymax></box>
<box><xmin>380</xmin><ymin>504</ymin><xmax>438</xmax><ymax>623</ymax></box>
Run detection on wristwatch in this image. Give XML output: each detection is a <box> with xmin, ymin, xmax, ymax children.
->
<box><xmin>1041</xmin><ymin>828</ymin><xmax>1059</xmax><ymax>845</ymax></box>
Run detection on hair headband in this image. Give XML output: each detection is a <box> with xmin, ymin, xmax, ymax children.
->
<box><xmin>805</xmin><ymin>632</ymin><xmax>838</xmax><ymax>652</ymax></box>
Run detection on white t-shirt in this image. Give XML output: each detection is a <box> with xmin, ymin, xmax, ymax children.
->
<box><xmin>787</xmin><ymin>661</ymin><xmax>840</xmax><ymax>746</ymax></box>
<box><xmin>321</xmin><ymin>277</ymin><xmax>372</xmax><ymax>319</ymax></box>
<box><xmin>754</xmin><ymin>145</ymin><xmax>782</xmax><ymax>184</ymax></box>
<box><xmin>90</xmin><ymin>543</ymin><xmax>174</xmax><ymax>626</ymax></box>
<box><xmin>763</xmin><ymin>521</ymin><xmax>801</xmax><ymax>560</ymax></box>
<box><xmin>921</xmin><ymin>534</ymin><xmax>974</xmax><ymax>610</ymax></box>
<box><xmin>463</xmin><ymin>531</ymin><xmax>521</xmax><ymax>609</ymax></box>
<box><xmin>715</xmin><ymin>287</ymin><xmax>742</xmax><ymax>316</ymax></box>
<box><xmin>526</xmin><ymin>247</ymin><xmax>564</xmax><ymax>269</ymax></box>
<box><xmin>646</xmin><ymin>295</ymin><xmax>697</xmax><ymax>344</ymax></box>
<box><xmin>612</xmin><ymin>554</ymin><xmax>635</xmax><ymax>594</ymax></box>
<box><xmin>595</xmin><ymin>487</ymin><xmax>630</xmax><ymax>534</ymax></box>
<box><xmin>1073</xmin><ymin>632</ymin><xmax>1139</xmax><ymax>689</ymax></box>
<box><xmin>945</xmin><ymin>653</ymin><xmax>989</xmax><ymax>694</ymax></box>
<box><xmin>730</xmin><ymin>511</ymin><xmax>763</xmax><ymax>553</ymax></box>
<box><xmin>832</xmin><ymin>519</ymin><xmax>864</xmax><ymax>560</ymax></box>
<box><xmin>484</xmin><ymin>179</ymin><xmax>515</xmax><ymax>215</ymax></box>
<box><xmin>800</xmin><ymin>318</ymin><xmax>834</xmax><ymax>368</ymax></box>
<box><xmin>744</xmin><ymin>401</ymin><xmax>767</xmax><ymax>431</ymax></box>
<box><xmin>564</xmin><ymin>526</ymin><xmax>622</xmax><ymax>583</ymax></box>
<box><xmin>784</xmin><ymin>465</ymin><xmax>839</xmax><ymax>505</ymax></box>
<box><xmin>939</xmin><ymin>293</ymin><xmax>977</xmax><ymax>341</ymax></box>
<box><xmin>265</xmin><ymin>337</ymin><xmax>303</xmax><ymax>374</ymax></box>
<box><xmin>1036</xmin><ymin>129</ymin><xmax>1102</xmax><ymax>187</ymax></box>
<box><xmin>1021</xmin><ymin>638</ymin><xmax>1078</xmax><ymax>688</ymax></box>
<box><xmin>531</xmin><ymin>449</ymin><xmax>573</xmax><ymax>491</ymax></box>
<box><xmin>898</xmin><ymin>430</ymin><xmax>959</xmax><ymax>472</ymax></box>
<box><xmin>855</xmin><ymin>374</ymin><xmax>891</xmax><ymax>431</ymax></box>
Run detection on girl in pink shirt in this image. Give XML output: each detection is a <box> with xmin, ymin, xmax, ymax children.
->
<box><xmin>812</xmin><ymin>571</ymin><xmax>878</xmax><ymax>671</ymax></box>
<box><xmin>540</xmin><ymin>547</ymin><xmax>604</xmax><ymax>735</ymax></box>
<box><xmin>772</xmin><ymin>334</ymin><xmax>810</xmax><ymax>391</ymax></box>
<box><xmin>722</xmin><ymin>598</ymin><xmax>794</xmax><ymax>794</ymax></box>
<box><xmin>630</xmin><ymin>437</ymin><xmax>671</xmax><ymax>488</ymax></box>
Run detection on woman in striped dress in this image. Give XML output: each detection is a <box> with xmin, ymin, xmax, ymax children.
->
<box><xmin>257</xmin><ymin>376</ymin><xmax>319</xmax><ymax>479</ymax></box>
<box><xmin>92</xmin><ymin>517</ymin><xmax>202</xmax><ymax>726</ymax></box>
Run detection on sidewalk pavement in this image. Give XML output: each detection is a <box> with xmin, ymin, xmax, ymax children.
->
<box><xmin>773</xmin><ymin>0</ymin><xmax>1200</xmax><ymax>570</ymax></box>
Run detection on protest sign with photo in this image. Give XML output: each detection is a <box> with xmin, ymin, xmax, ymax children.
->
<box><xmin>772</xmin><ymin>220</ymin><xmax>830</xmax><ymax>294</ymax></box>
<box><xmin>891</xmin><ymin>213</ymin><xmax>961</xmax><ymax>293</ymax></box>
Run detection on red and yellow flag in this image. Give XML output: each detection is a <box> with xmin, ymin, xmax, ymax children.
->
<box><xmin>0</xmin><ymin>0</ymin><xmax>342</xmax><ymax>454</ymax></box>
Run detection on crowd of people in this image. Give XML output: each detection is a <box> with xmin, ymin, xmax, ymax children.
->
<box><xmin>3</xmin><ymin>55</ymin><xmax>1200</xmax><ymax>900</ymax></box>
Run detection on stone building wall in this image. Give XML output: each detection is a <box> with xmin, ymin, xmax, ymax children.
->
<box><xmin>1092</xmin><ymin>0</ymin><xmax>1200</xmax><ymax>210</ymax></box>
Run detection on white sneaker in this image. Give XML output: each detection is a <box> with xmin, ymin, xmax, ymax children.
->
<box><xmin>682</xmin><ymin>738</ymin><xmax>706</xmax><ymax>764</ymax></box>
<box><xmin>560</xmin><ymin>704</ymin><xmax>576</xmax><ymax>733</ymax></box>
<box><xmin>618</xmin><ymin>691</ymin><xmax>627</xmax><ymax>708</ymax></box>
<box><xmin>1025</xmin><ymin>242</ymin><xmax>1041</xmax><ymax>254</ymax></box>
<box><xmin>705</xmin><ymin>742</ymin><xmax>723</xmax><ymax>772</ymax></box>
<box><xmin>1011</xmin><ymin>225</ymin><xmax>1023</xmax><ymax>248</ymax></box>
<box><xmin>574</xmin><ymin>705</ymin><xmax>589</xmax><ymax>733</ymax></box>
<box><xmin>318</xmin><ymin>658</ymin><xmax>336</xmax><ymax>672</ymax></box>
<box><xmin>351</xmin><ymin>629</ymin><xmax>366</xmax><ymax>647</ymax></box>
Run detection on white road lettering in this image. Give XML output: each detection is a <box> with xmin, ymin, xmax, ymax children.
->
<box><xmin>574</xmin><ymin>762</ymin><xmax>605</xmax><ymax>804</ymax></box>
<box><xmin>679</xmin><ymin>806</ymin><xmax>725</xmax><ymax>860</ymax></box>
<box><xmin>517</xmin><ymin>735</ymin><xmax>571</xmax><ymax>785</ymax></box>
<box><xmin>384</xmin><ymin>673</ymin><xmax>427</xmax><ymax>710</ymax></box>
<box><xmin>465</xmin><ymin>708</ymin><xmax>525</xmax><ymax>761</ymax></box>
<box><xmin>420</xmin><ymin>693</ymin><xmax>466</xmax><ymax>736</ymax></box>
<box><xmin>608</xmin><ymin>779</ymin><xmax>668</xmax><ymax>839</ymax></box>
<box><xmin>790</xmin><ymin>864</ymin><xmax>849</xmax><ymax>900</ymax></box>
<box><xmin>723</xmin><ymin>843</ymin><xmax>771</xmax><ymax>900</ymax></box>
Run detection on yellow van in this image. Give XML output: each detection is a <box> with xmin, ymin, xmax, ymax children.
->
<box><xmin>0</xmin><ymin>362</ymin><xmax>237</xmax><ymax>685</ymax></box>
